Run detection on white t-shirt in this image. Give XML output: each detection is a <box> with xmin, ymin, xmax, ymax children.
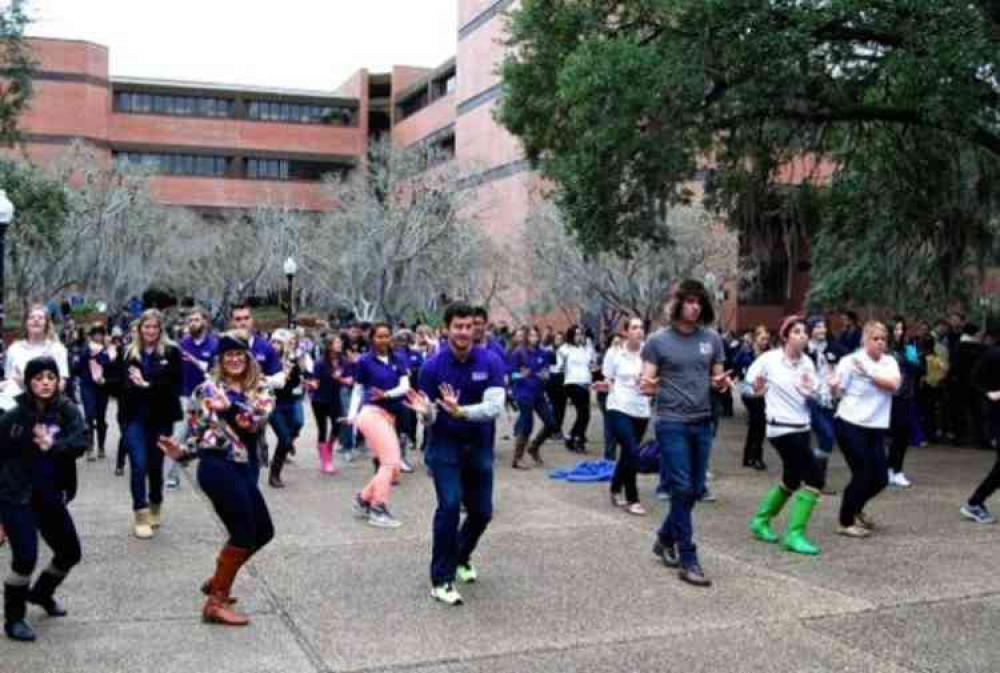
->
<box><xmin>560</xmin><ymin>344</ymin><xmax>593</xmax><ymax>386</ymax></box>
<box><xmin>4</xmin><ymin>339</ymin><xmax>70</xmax><ymax>393</ymax></box>
<box><xmin>745</xmin><ymin>349</ymin><xmax>816</xmax><ymax>438</ymax></box>
<box><xmin>835</xmin><ymin>350</ymin><xmax>900</xmax><ymax>429</ymax></box>
<box><xmin>602</xmin><ymin>344</ymin><xmax>650</xmax><ymax>419</ymax></box>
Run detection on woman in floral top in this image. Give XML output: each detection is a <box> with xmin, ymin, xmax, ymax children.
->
<box><xmin>159</xmin><ymin>330</ymin><xmax>274</xmax><ymax>627</ymax></box>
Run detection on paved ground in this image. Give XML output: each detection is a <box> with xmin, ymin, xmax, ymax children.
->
<box><xmin>2</xmin><ymin>403</ymin><xmax>999</xmax><ymax>672</ymax></box>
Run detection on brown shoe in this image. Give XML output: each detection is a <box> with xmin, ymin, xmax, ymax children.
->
<box><xmin>203</xmin><ymin>545</ymin><xmax>252</xmax><ymax>613</ymax></box>
<box><xmin>202</xmin><ymin>595</ymin><xmax>249</xmax><ymax>626</ymax></box>
<box><xmin>201</xmin><ymin>579</ymin><xmax>237</xmax><ymax>605</ymax></box>
<box><xmin>678</xmin><ymin>564</ymin><xmax>712</xmax><ymax>587</ymax></box>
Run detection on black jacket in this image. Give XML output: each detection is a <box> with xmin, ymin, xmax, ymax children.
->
<box><xmin>118</xmin><ymin>344</ymin><xmax>183</xmax><ymax>427</ymax></box>
<box><xmin>0</xmin><ymin>394</ymin><xmax>88</xmax><ymax>505</ymax></box>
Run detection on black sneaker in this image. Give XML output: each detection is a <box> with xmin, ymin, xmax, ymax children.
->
<box><xmin>652</xmin><ymin>540</ymin><xmax>679</xmax><ymax>568</ymax></box>
<box><xmin>679</xmin><ymin>563</ymin><xmax>712</xmax><ymax>587</ymax></box>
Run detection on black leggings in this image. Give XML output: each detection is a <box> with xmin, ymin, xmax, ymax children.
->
<box><xmin>888</xmin><ymin>397</ymin><xmax>912</xmax><ymax>472</ymax></box>
<box><xmin>769</xmin><ymin>431</ymin><xmax>824</xmax><ymax>492</ymax></box>
<box><xmin>311</xmin><ymin>401</ymin><xmax>340</xmax><ymax>444</ymax></box>
<box><xmin>565</xmin><ymin>384</ymin><xmax>591</xmax><ymax>442</ymax></box>
<box><xmin>1</xmin><ymin>495</ymin><xmax>82</xmax><ymax>580</ymax></box>
<box><xmin>836</xmin><ymin>419</ymin><xmax>888</xmax><ymax>527</ymax></box>
<box><xmin>742</xmin><ymin>395</ymin><xmax>766</xmax><ymax>463</ymax></box>
<box><xmin>547</xmin><ymin>374</ymin><xmax>567</xmax><ymax>431</ymax></box>
<box><xmin>197</xmin><ymin>455</ymin><xmax>274</xmax><ymax>551</ymax></box>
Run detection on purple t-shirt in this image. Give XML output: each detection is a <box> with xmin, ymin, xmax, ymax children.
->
<box><xmin>508</xmin><ymin>347</ymin><xmax>549</xmax><ymax>402</ymax></box>
<box><xmin>180</xmin><ymin>333</ymin><xmax>219</xmax><ymax>397</ymax></box>
<box><xmin>250</xmin><ymin>336</ymin><xmax>281</xmax><ymax>377</ymax></box>
<box><xmin>355</xmin><ymin>351</ymin><xmax>409</xmax><ymax>417</ymax></box>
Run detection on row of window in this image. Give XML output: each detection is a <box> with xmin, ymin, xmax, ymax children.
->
<box><xmin>397</xmin><ymin>70</ymin><xmax>457</xmax><ymax>121</ymax></box>
<box><xmin>113</xmin><ymin>151</ymin><xmax>348</xmax><ymax>182</ymax></box>
<box><xmin>114</xmin><ymin>90</ymin><xmax>357</xmax><ymax>126</ymax></box>
<box><xmin>115</xmin><ymin>92</ymin><xmax>233</xmax><ymax>118</ymax></box>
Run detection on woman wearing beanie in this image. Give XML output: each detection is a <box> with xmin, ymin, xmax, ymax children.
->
<box><xmin>118</xmin><ymin>309</ymin><xmax>183</xmax><ymax>539</ymax></box>
<box><xmin>832</xmin><ymin>321</ymin><xmax>901</xmax><ymax>537</ymax></box>
<box><xmin>736</xmin><ymin>325</ymin><xmax>771</xmax><ymax>470</ymax></box>
<box><xmin>0</xmin><ymin>356</ymin><xmax>88</xmax><ymax>641</ymax></box>
<box><xmin>805</xmin><ymin>317</ymin><xmax>843</xmax><ymax>494</ymax></box>
<box><xmin>158</xmin><ymin>331</ymin><xmax>275</xmax><ymax>626</ymax></box>
<box><xmin>746</xmin><ymin>316</ymin><xmax>826</xmax><ymax>555</ymax></box>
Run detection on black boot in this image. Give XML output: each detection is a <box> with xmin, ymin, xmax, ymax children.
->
<box><xmin>268</xmin><ymin>454</ymin><xmax>285</xmax><ymax>488</ymax></box>
<box><xmin>4</xmin><ymin>583</ymin><xmax>36</xmax><ymax>642</ymax></box>
<box><xmin>28</xmin><ymin>570</ymin><xmax>68</xmax><ymax>617</ymax></box>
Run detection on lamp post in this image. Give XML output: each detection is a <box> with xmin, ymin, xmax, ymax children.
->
<box><xmin>283</xmin><ymin>257</ymin><xmax>297</xmax><ymax>328</ymax></box>
<box><xmin>0</xmin><ymin>190</ymin><xmax>14</xmax><ymax>330</ymax></box>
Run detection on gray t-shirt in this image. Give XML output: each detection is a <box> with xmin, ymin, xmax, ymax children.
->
<box><xmin>641</xmin><ymin>326</ymin><xmax>724</xmax><ymax>423</ymax></box>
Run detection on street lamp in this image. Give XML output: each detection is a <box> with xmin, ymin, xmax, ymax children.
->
<box><xmin>0</xmin><ymin>190</ymin><xmax>14</xmax><ymax>330</ymax></box>
<box><xmin>283</xmin><ymin>257</ymin><xmax>297</xmax><ymax>328</ymax></box>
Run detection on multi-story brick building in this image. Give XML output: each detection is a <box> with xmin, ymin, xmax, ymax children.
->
<box><xmin>16</xmin><ymin>1</ymin><xmax>798</xmax><ymax>327</ymax></box>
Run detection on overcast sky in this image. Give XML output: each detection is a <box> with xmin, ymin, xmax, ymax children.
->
<box><xmin>27</xmin><ymin>0</ymin><xmax>458</xmax><ymax>91</ymax></box>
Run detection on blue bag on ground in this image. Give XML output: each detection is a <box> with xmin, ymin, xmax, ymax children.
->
<box><xmin>548</xmin><ymin>460</ymin><xmax>616</xmax><ymax>482</ymax></box>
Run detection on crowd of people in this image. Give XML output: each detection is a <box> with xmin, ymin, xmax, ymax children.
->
<box><xmin>2</xmin><ymin>286</ymin><xmax>1000</xmax><ymax>643</ymax></box>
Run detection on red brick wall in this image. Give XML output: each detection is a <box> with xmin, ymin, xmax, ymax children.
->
<box><xmin>392</xmin><ymin>93</ymin><xmax>455</xmax><ymax>148</ymax></box>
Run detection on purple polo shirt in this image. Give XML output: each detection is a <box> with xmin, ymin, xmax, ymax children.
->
<box><xmin>419</xmin><ymin>344</ymin><xmax>506</xmax><ymax>450</ymax></box>
<box><xmin>509</xmin><ymin>347</ymin><xmax>549</xmax><ymax>403</ymax></box>
<box><xmin>250</xmin><ymin>336</ymin><xmax>281</xmax><ymax>376</ymax></box>
<box><xmin>180</xmin><ymin>333</ymin><xmax>219</xmax><ymax>397</ymax></box>
<box><xmin>355</xmin><ymin>350</ymin><xmax>409</xmax><ymax>417</ymax></box>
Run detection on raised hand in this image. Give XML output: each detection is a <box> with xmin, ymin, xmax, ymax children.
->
<box><xmin>752</xmin><ymin>372</ymin><xmax>768</xmax><ymax>395</ymax></box>
<box><xmin>711</xmin><ymin>369</ymin><xmax>734</xmax><ymax>392</ymax></box>
<box><xmin>404</xmin><ymin>389</ymin><xmax>432</xmax><ymax>416</ymax></box>
<box><xmin>437</xmin><ymin>383</ymin><xmax>461</xmax><ymax>416</ymax></box>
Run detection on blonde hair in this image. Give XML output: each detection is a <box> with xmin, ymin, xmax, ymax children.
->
<box><xmin>862</xmin><ymin>320</ymin><xmax>888</xmax><ymax>343</ymax></box>
<box><xmin>210</xmin><ymin>329</ymin><xmax>264</xmax><ymax>402</ymax></box>
<box><xmin>126</xmin><ymin>309</ymin><xmax>175</xmax><ymax>361</ymax></box>
<box><xmin>21</xmin><ymin>303</ymin><xmax>58</xmax><ymax>343</ymax></box>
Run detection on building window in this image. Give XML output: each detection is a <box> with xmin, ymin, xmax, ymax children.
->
<box><xmin>246</xmin><ymin>99</ymin><xmax>356</xmax><ymax>126</ymax></box>
<box><xmin>114</xmin><ymin>151</ymin><xmax>230</xmax><ymax>177</ymax></box>
<box><xmin>247</xmin><ymin>158</ymin><xmax>289</xmax><ymax>180</ymax></box>
<box><xmin>114</xmin><ymin>91</ymin><xmax>234</xmax><ymax>118</ymax></box>
<box><xmin>397</xmin><ymin>67</ymin><xmax>457</xmax><ymax>121</ymax></box>
<box><xmin>247</xmin><ymin>157</ymin><xmax>349</xmax><ymax>181</ymax></box>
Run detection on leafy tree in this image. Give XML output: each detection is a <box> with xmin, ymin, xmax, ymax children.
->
<box><xmin>0</xmin><ymin>0</ymin><xmax>36</xmax><ymax>144</ymax></box>
<box><xmin>498</xmin><ymin>0</ymin><xmax>1000</xmax><ymax>307</ymax></box>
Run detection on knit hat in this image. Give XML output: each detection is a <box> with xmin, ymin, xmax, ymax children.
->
<box><xmin>24</xmin><ymin>356</ymin><xmax>60</xmax><ymax>388</ymax></box>
<box><xmin>806</xmin><ymin>316</ymin><xmax>826</xmax><ymax>336</ymax></box>
<box><xmin>779</xmin><ymin>315</ymin><xmax>807</xmax><ymax>340</ymax></box>
<box><xmin>217</xmin><ymin>330</ymin><xmax>250</xmax><ymax>356</ymax></box>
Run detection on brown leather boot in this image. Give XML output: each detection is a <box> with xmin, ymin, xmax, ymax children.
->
<box><xmin>528</xmin><ymin>428</ymin><xmax>550</xmax><ymax>466</ymax></box>
<box><xmin>512</xmin><ymin>437</ymin><xmax>530</xmax><ymax>469</ymax></box>
<box><xmin>202</xmin><ymin>545</ymin><xmax>252</xmax><ymax>625</ymax></box>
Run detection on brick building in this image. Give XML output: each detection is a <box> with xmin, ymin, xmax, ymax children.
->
<box><xmin>15</xmin><ymin>1</ymin><xmax>796</xmax><ymax>328</ymax></box>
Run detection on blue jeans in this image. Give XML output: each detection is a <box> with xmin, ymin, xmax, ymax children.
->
<box><xmin>607</xmin><ymin>410</ymin><xmax>648</xmax><ymax>503</ymax></box>
<box><xmin>197</xmin><ymin>454</ymin><xmax>274</xmax><ymax>551</ymax></box>
<box><xmin>125</xmin><ymin>420</ymin><xmax>170</xmax><ymax>511</ymax></box>
<box><xmin>809</xmin><ymin>401</ymin><xmax>836</xmax><ymax>457</ymax></box>
<box><xmin>426</xmin><ymin>442</ymin><xmax>494</xmax><ymax>585</ymax></box>
<box><xmin>655</xmin><ymin>420</ymin><xmax>713</xmax><ymax>568</ymax></box>
<box><xmin>269</xmin><ymin>403</ymin><xmax>298</xmax><ymax>469</ymax></box>
<box><xmin>80</xmin><ymin>382</ymin><xmax>109</xmax><ymax>450</ymax></box>
<box><xmin>513</xmin><ymin>393</ymin><xmax>556</xmax><ymax>439</ymax></box>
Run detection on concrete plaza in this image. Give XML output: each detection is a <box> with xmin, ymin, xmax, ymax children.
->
<box><xmin>1</xmin><ymin>408</ymin><xmax>998</xmax><ymax>672</ymax></box>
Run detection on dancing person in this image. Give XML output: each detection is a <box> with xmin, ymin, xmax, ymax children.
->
<box><xmin>642</xmin><ymin>280</ymin><xmax>732</xmax><ymax>587</ymax></box>
<box><xmin>172</xmin><ymin>308</ymin><xmax>219</xmax><ymax>490</ymax></box>
<box><xmin>229</xmin><ymin>304</ymin><xmax>284</xmax><ymax>465</ymax></box>
<box><xmin>604</xmin><ymin>317</ymin><xmax>650</xmax><ymax>515</ymax></box>
<box><xmin>544</xmin><ymin>331</ymin><xmax>568</xmax><ymax>440</ymax></box>
<box><xmin>346</xmin><ymin>323</ymin><xmax>410</xmax><ymax>528</ymax></box>
<box><xmin>118</xmin><ymin>309</ymin><xmax>183</xmax><ymax>539</ymax></box>
<box><xmin>736</xmin><ymin>325</ymin><xmax>771</xmax><ymax>470</ymax></box>
<box><xmin>1</xmin><ymin>357</ymin><xmax>88</xmax><ymax>641</ymax></box>
<box><xmin>405</xmin><ymin>303</ymin><xmax>506</xmax><ymax>606</ymax></box>
<box><xmin>887</xmin><ymin>317</ymin><xmax>921</xmax><ymax>488</ymax></box>
<box><xmin>75</xmin><ymin>324</ymin><xmax>114</xmax><ymax>462</ymax></box>
<box><xmin>746</xmin><ymin>316</ymin><xmax>826</xmax><ymax>555</ymax></box>
<box><xmin>266</xmin><ymin>330</ymin><xmax>308</xmax><ymax>488</ymax></box>
<box><xmin>832</xmin><ymin>321</ymin><xmax>901</xmax><ymax>538</ymax></box>
<box><xmin>960</xmin><ymin>336</ymin><xmax>1000</xmax><ymax>523</ymax></box>
<box><xmin>806</xmin><ymin>318</ymin><xmax>843</xmax><ymax>494</ymax></box>
<box><xmin>309</xmin><ymin>335</ymin><xmax>346</xmax><ymax>475</ymax></box>
<box><xmin>559</xmin><ymin>325</ymin><xmax>594</xmax><ymax>453</ymax></box>
<box><xmin>509</xmin><ymin>326</ymin><xmax>556</xmax><ymax>469</ymax></box>
<box><xmin>158</xmin><ymin>331</ymin><xmax>275</xmax><ymax>626</ymax></box>
<box><xmin>4</xmin><ymin>304</ymin><xmax>70</xmax><ymax>394</ymax></box>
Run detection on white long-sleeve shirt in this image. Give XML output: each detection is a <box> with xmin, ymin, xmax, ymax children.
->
<box><xmin>560</xmin><ymin>344</ymin><xmax>593</xmax><ymax>386</ymax></box>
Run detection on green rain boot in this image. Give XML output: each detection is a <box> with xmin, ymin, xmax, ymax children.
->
<box><xmin>781</xmin><ymin>489</ymin><xmax>821</xmax><ymax>556</ymax></box>
<box><xmin>749</xmin><ymin>485</ymin><xmax>791</xmax><ymax>543</ymax></box>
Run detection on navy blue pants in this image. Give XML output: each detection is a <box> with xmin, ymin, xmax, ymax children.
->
<box><xmin>835</xmin><ymin>419</ymin><xmax>888</xmax><ymax>527</ymax></box>
<box><xmin>80</xmin><ymin>383</ymin><xmax>109</xmax><ymax>450</ymax></box>
<box><xmin>427</xmin><ymin>445</ymin><xmax>494</xmax><ymax>586</ymax></box>
<box><xmin>513</xmin><ymin>393</ymin><xmax>556</xmax><ymax>439</ymax></box>
<box><xmin>655</xmin><ymin>420</ymin><xmax>713</xmax><ymax>568</ymax></box>
<box><xmin>197</xmin><ymin>454</ymin><xmax>274</xmax><ymax>551</ymax></box>
<box><xmin>269</xmin><ymin>403</ymin><xmax>300</xmax><ymax>467</ymax></box>
<box><xmin>1</xmin><ymin>495</ymin><xmax>82</xmax><ymax>579</ymax></box>
<box><xmin>607</xmin><ymin>410</ymin><xmax>648</xmax><ymax>504</ymax></box>
<box><xmin>124</xmin><ymin>420</ymin><xmax>170</xmax><ymax>511</ymax></box>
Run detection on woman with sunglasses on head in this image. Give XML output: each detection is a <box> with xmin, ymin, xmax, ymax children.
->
<box><xmin>158</xmin><ymin>331</ymin><xmax>275</xmax><ymax>626</ymax></box>
<box><xmin>831</xmin><ymin>321</ymin><xmax>901</xmax><ymax>538</ymax></box>
<box><xmin>0</xmin><ymin>357</ymin><xmax>88</xmax><ymax>642</ymax></box>
<box><xmin>746</xmin><ymin>316</ymin><xmax>826</xmax><ymax>555</ymax></box>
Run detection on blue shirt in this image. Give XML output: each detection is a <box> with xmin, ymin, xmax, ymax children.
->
<box><xmin>180</xmin><ymin>333</ymin><xmax>219</xmax><ymax>397</ymax></box>
<box><xmin>419</xmin><ymin>344</ymin><xmax>506</xmax><ymax>461</ymax></box>
<box><xmin>250</xmin><ymin>336</ymin><xmax>281</xmax><ymax>376</ymax></box>
<box><xmin>355</xmin><ymin>351</ymin><xmax>409</xmax><ymax>417</ymax></box>
<box><xmin>509</xmin><ymin>347</ymin><xmax>549</xmax><ymax>402</ymax></box>
<box><xmin>310</xmin><ymin>359</ymin><xmax>343</xmax><ymax>405</ymax></box>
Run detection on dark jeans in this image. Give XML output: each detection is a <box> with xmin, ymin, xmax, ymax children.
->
<box><xmin>835</xmin><ymin>418</ymin><xmax>888</xmax><ymax>527</ymax></box>
<box><xmin>607</xmin><ymin>410</ymin><xmax>648</xmax><ymax>503</ymax></box>
<box><xmin>197</xmin><ymin>454</ymin><xmax>274</xmax><ymax>551</ymax></box>
<box><xmin>513</xmin><ymin>393</ymin><xmax>556</xmax><ymax>439</ymax></box>
<box><xmin>969</xmin><ymin>404</ymin><xmax>1000</xmax><ymax>506</ymax></box>
<box><xmin>80</xmin><ymin>383</ymin><xmax>109</xmax><ymax>451</ymax></box>
<box><xmin>597</xmin><ymin>392</ymin><xmax>618</xmax><ymax>460</ymax></box>
<box><xmin>269</xmin><ymin>403</ymin><xmax>300</xmax><ymax>470</ymax></box>
<box><xmin>565</xmin><ymin>384</ymin><xmax>591</xmax><ymax>442</ymax></box>
<box><xmin>655</xmin><ymin>420</ymin><xmax>713</xmax><ymax>568</ymax></box>
<box><xmin>810</xmin><ymin>402</ymin><xmax>836</xmax><ymax>457</ymax></box>
<box><xmin>1</xmin><ymin>496</ymin><xmax>82</xmax><ymax>579</ymax></box>
<box><xmin>311</xmin><ymin>401</ymin><xmax>339</xmax><ymax>444</ymax></box>
<box><xmin>115</xmin><ymin>400</ymin><xmax>128</xmax><ymax>471</ymax></box>
<box><xmin>547</xmin><ymin>374</ymin><xmax>567</xmax><ymax>432</ymax></box>
<box><xmin>742</xmin><ymin>395</ymin><xmax>766</xmax><ymax>463</ymax></box>
<box><xmin>125</xmin><ymin>420</ymin><xmax>170</xmax><ymax>511</ymax></box>
<box><xmin>888</xmin><ymin>397</ymin><xmax>913</xmax><ymax>472</ymax></box>
<box><xmin>917</xmin><ymin>384</ymin><xmax>943</xmax><ymax>442</ymax></box>
<box><xmin>770</xmin><ymin>431</ymin><xmax>824</xmax><ymax>491</ymax></box>
<box><xmin>427</xmin><ymin>445</ymin><xmax>494</xmax><ymax>586</ymax></box>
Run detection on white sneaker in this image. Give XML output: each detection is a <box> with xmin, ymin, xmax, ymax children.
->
<box><xmin>430</xmin><ymin>583</ymin><xmax>463</xmax><ymax>606</ymax></box>
<box><xmin>893</xmin><ymin>472</ymin><xmax>912</xmax><ymax>488</ymax></box>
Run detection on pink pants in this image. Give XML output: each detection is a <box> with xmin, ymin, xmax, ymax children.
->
<box><xmin>356</xmin><ymin>406</ymin><xmax>400</xmax><ymax>507</ymax></box>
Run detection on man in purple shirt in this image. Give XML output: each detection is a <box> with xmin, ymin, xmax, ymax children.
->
<box><xmin>230</xmin><ymin>303</ymin><xmax>284</xmax><ymax>465</ymax></box>
<box><xmin>407</xmin><ymin>303</ymin><xmax>507</xmax><ymax>606</ymax></box>
<box><xmin>472</xmin><ymin>306</ymin><xmax>508</xmax><ymax>364</ymax></box>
